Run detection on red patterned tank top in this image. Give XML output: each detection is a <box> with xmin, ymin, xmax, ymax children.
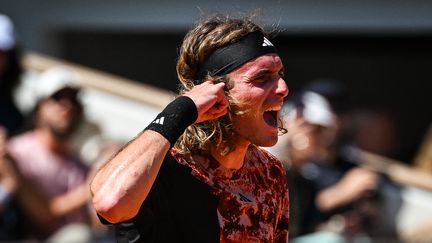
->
<box><xmin>171</xmin><ymin>144</ymin><xmax>289</xmax><ymax>242</ymax></box>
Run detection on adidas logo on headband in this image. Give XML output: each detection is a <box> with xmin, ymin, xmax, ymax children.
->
<box><xmin>196</xmin><ymin>31</ymin><xmax>278</xmax><ymax>82</ymax></box>
<box><xmin>262</xmin><ymin>37</ymin><xmax>274</xmax><ymax>47</ymax></box>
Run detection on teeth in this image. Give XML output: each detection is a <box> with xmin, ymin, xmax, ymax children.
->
<box><xmin>265</xmin><ymin>106</ymin><xmax>281</xmax><ymax>112</ymax></box>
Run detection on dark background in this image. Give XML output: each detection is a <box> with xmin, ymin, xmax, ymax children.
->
<box><xmin>2</xmin><ymin>0</ymin><xmax>431</xmax><ymax>163</ymax></box>
<box><xmin>59</xmin><ymin>30</ymin><xmax>432</xmax><ymax>162</ymax></box>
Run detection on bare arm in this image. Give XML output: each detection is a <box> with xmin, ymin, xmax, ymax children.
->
<box><xmin>91</xmin><ymin>130</ymin><xmax>170</xmax><ymax>223</ymax></box>
<box><xmin>2</xmin><ymin>127</ymin><xmax>94</xmax><ymax>234</ymax></box>
<box><xmin>315</xmin><ymin>167</ymin><xmax>379</xmax><ymax>211</ymax></box>
<box><xmin>49</xmin><ymin>165</ymin><xmax>99</xmax><ymax>216</ymax></box>
<box><xmin>3</xmin><ymin>154</ymin><xmax>94</xmax><ymax>226</ymax></box>
<box><xmin>90</xmin><ymin>81</ymin><xmax>228</xmax><ymax>223</ymax></box>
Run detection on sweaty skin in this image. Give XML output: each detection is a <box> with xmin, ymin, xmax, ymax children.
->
<box><xmin>91</xmin><ymin>81</ymin><xmax>228</xmax><ymax>223</ymax></box>
<box><xmin>91</xmin><ymin>54</ymin><xmax>288</xmax><ymax>224</ymax></box>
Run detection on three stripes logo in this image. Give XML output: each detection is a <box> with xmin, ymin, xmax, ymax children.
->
<box><xmin>152</xmin><ymin>116</ymin><xmax>165</xmax><ymax>125</ymax></box>
<box><xmin>238</xmin><ymin>193</ymin><xmax>252</xmax><ymax>202</ymax></box>
<box><xmin>262</xmin><ymin>37</ymin><xmax>274</xmax><ymax>47</ymax></box>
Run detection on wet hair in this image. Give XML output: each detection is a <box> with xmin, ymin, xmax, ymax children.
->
<box><xmin>174</xmin><ymin>15</ymin><xmax>270</xmax><ymax>156</ymax></box>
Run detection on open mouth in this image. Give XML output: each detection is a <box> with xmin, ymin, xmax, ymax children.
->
<box><xmin>263</xmin><ymin>109</ymin><xmax>279</xmax><ymax>128</ymax></box>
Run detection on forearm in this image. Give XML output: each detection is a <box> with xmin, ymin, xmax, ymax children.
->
<box><xmin>90</xmin><ymin>84</ymin><xmax>227</xmax><ymax>223</ymax></box>
<box><xmin>315</xmin><ymin>183</ymin><xmax>352</xmax><ymax>211</ymax></box>
<box><xmin>17</xmin><ymin>180</ymin><xmax>91</xmax><ymax>225</ymax></box>
<box><xmin>13</xmin><ymin>159</ymin><xmax>91</xmax><ymax>223</ymax></box>
<box><xmin>50</xmin><ymin>182</ymin><xmax>91</xmax><ymax>217</ymax></box>
<box><xmin>91</xmin><ymin>130</ymin><xmax>170</xmax><ymax>223</ymax></box>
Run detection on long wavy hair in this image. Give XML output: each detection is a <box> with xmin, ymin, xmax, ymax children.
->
<box><xmin>174</xmin><ymin>15</ymin><xmax>269</xmax><ymax>156</ymax></box>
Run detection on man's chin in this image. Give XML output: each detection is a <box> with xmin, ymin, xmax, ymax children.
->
<box><xmin>50</xmin><ymin>125</ymin><xmax>76</xmax><ymax>139</ymax></box>
<box><xmin>255</xmin><ymin>136</ymin><xmax>278</xmax><ymax>147</ymax></box>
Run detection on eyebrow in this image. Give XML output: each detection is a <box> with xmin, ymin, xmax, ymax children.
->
<box><xmin>251</xmin><ymin>67</ymin><xmax>284</xmax><ymax>77</ymax></box>
<box><xmin>251</xmin><ymin>68</ymin><xmax>272</xmax><ymax>77</ymax></box>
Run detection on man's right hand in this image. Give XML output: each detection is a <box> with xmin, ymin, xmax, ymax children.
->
<box><xmin>184</xmin><ymin>81</ymin><xmax>229</xmax><ymax>123</ymax></box>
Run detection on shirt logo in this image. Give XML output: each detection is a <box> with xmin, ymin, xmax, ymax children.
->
<box><xmin>152</xmin><ymin>116</ymin><xmax>165</xmax><ymax>125</ymax></box>
<box><xmin>238</xmin><ymin>193</ymin><xmax>252</xmax><ymax>202</ymax></box>
<box><xmin>262</xmin><ymin>37</ymin><xmax>274</xmax><ymax>47</ymax></box>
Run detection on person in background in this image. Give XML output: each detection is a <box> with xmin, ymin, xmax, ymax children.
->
<box><xmin>0</xmin><ymin>14</ymin><xmax>23</xmax><ymax>135</ymax></box>
<box><xmin>0</xmin><ymin>13</ymin><xmax>22</xmax><ymax>185</ymax></box>
<box><xmin>0</xmin><ymin>13</ymin><xmax>24</xmax><ymax>135</ymax></box>
<box><xmin>0</xmin><ymin>127</ymin><xmax>25</xmax><ymax>241</ymax></box>
<box><xmin>5</xmin><ymin>80</ymin><xmax>96</xmax><ymax>241</ymax></box>
<box><xmin>91</xmin><ymin>15</ymin><xmax>289</xmax><ymax>242</ymax></box>
<box><xmin>269</xmin><ymin>79</ymin><xmax>382</xmax><ymax>242</ymax></box>
<box><xmin>0</xmin><ymin>13</ymin><xmax>26</xmax><ymax>241</ymax></box>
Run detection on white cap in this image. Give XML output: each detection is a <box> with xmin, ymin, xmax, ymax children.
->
<box><xmin>0</xmin><ymin>14</ymin><xmax>16</xmax><ymax>51</ymax></box>
<box><xmin>13</xmin><ymin>66</ymin><xmax>81</xmax><ymax>113</ymax></box>
<box><xmin>34</xmin><ymin>66</ymin><xmax>80</xmax><ymax>99</ymax></box>
<box><xmin>301</xmin><ymin>91</ymin><xmax>336</xmax><ymax>127</ymax></box>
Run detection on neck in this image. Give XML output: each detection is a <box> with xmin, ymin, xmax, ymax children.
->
<box><xmin>210</xmin><ymin>138</ymin><xmax>250</xmax><ymax>170</ymax></box>
<box><xmin>34</xmin><ymin>128</ymin><xmax>69</xmax><ymax>155</ymax></box>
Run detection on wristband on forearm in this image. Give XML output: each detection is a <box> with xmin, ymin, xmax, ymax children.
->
<box><xmin>145</xmin><ymin>96</ymin><xmax>198</xmax><ymax>146</ymax></box>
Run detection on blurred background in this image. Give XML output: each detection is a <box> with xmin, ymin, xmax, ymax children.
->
<box><xmin>1</xmin><ymin>1</ymin><xmax>432</xmax><ymax>242</ymax></box>
<box><xmin>2</xmin><ymin>0</ymin><xmax>431</xmax><ymax>161</ymax></box>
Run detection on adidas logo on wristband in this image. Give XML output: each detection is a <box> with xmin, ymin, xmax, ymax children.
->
<box><xmin>152</xmin><ymin>117</ymin><xmax>165</xmax><ymax>125</ymax></box>
<box><xmin>145</xmin><ymin>96</ymin><xmax>197</xmax><ymax>146</ymax></box>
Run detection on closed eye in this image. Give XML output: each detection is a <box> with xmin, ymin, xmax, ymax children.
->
<box><xmin>250</xmin><ymin>69</ymin><xmax>272</xmax><ymax>83</ymax></box>
<box><xmin>279</xmin><ymin>69</ymin><xmax>285</xmax><ymax>78</ymax></box>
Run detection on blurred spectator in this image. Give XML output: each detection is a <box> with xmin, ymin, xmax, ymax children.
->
<box><xmin>28</xmin><ymin>66</ymin><xmax>107</xmax><ymax>167</ymax></box>
<box><xmin>268</xmin><ymin>91</ymin><xmax>335</xmax><ymax>238</ymax></box>
<box><xmin>345</xmin><ymin>108</ymin><xmax>403</xmax><ymax>238</ymax></box>
<box><xmin>0</xmin><ymin>127</ymin><xmax>26</xmax><ymax>241</ymax></box>
<box><xmin>5</xmin><ymin>75</ymin><xmax>97</xmax><ymax>241</ymax></box>
<box><xmin>269</xmin><ymin>79</ymin><xmax>395</xmax><ymax>242</ymax></box>
<box><xmin>0</xmin><ymin>14</ymin><xmax>24</xmax><ymax>135</ymax></box>
<box><xmin>0</xmin><ymin>14</ymin><xmax>26</xmax><ymax>241</ymax></box>
<box><xmin>351</xmin><ymin>108</ymin><xmax>400</xmax><ymax>158</ymax></box>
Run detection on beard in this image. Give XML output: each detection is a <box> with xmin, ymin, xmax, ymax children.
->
<box><xmin>47</xmin><ymin>119</ymin><xmax>80</xmax><ymax>139</ymax></box>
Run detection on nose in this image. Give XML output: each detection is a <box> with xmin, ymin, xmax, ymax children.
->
<box><xmin>57</xmin><ymin>98</ymin><xmax>82</xmax><ymax>114</ymax></box>
<box><xmin>275</xmin><ymin>78</ymin><xmax>289</xmax><ymax>98</ymax></box>
<box><xmin>58</xmin><ymin>99</ymin><xmax>74</xmax><ymax>111</ymax></box>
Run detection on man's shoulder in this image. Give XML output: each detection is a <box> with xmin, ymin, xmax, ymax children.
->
<box><xmin>9</xmin><ymin>130</ymin><xmax>34</xmax><ymax>142</ymax></box>
<box><xmin>7</xmin><ymin>131</ymin><xmax>37</xmax><ymax>153</ymax></box>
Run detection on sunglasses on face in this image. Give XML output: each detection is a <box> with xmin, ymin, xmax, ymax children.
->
<box><xmin>50</xmin><ymin>88</ymin><xmax>81</xmax><ymax>107</ymax></box>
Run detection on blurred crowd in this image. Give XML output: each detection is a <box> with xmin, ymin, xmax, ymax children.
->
<box><xmin>1</xmin><ymin>13</ymin><xmax>432</xmax><ymax>242</ymax></box>
<box><xmin>0</xmin><ymin>14</ymin><xmax>116</xmax><ymax>242</ymax></box>
<box><xmin>268</xmin><ymin>79</ymin><xmax>432</xmax><ymax>242</ymax></box>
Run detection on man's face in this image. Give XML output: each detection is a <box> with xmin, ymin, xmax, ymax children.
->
<box><xmin>227</xmin><ymin>53</ymin><xmax>288</xmax><ymax>147</ymax></box>
<box><xmin>38</xmin><ymin>89</ymin><xmax>82</xmax><ymax>138</ymax></box>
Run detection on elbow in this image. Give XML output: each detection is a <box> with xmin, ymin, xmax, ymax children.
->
<box><xmin>91</xmin><ymin>186</ymin><xmax>137</xmax><ymax>224</ymax></box>
<box><xmin>92</xmin><ymin>194</ymin><xmax>133</xmax><ymax>223</ymax></box>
